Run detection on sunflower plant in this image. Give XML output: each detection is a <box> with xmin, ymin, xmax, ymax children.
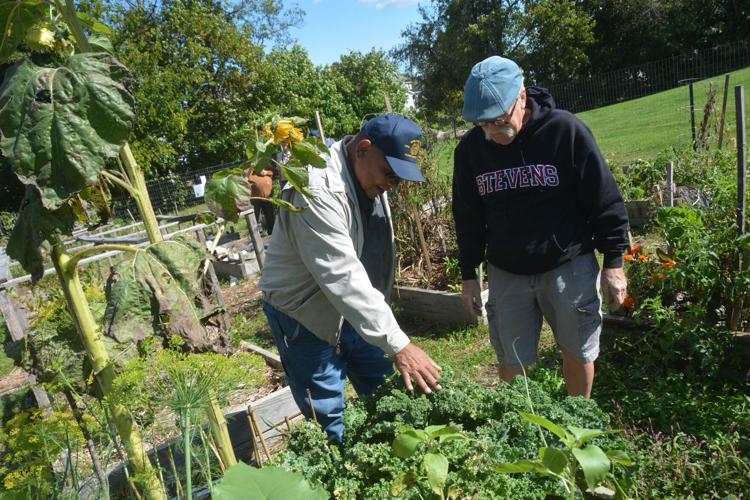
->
<box><xmin>204</xmin><ymin>116</ymin><xmax>329</xmax><ymax>222</ymax></box>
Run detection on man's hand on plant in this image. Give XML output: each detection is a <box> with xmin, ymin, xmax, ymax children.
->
<box><xmin>461</xmin><ymin>279</ymin><xmax>483</xmax><ymax>316</ymax></box>
<box><xmin>601</xmin><ymin>267</ymin><xmax>628</xmax><ymax>312</ymax></box>
<box><xmin>393</xmin><ymin>343</ymin><xmax>442</xmax><ymax>394</ymax></box>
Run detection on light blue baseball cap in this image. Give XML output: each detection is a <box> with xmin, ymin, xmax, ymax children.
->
<box><xmin>462</xmin><ymin>56</ymin><xmax>523</xmax><ymax>123</ymax></box>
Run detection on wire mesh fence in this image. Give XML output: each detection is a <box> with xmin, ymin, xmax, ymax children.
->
<box><xmin>576</xmin><ymin>68</ymin><xmax>750</xmax><ymax>165</ymax></box>
<box><xmin>111</xmin><ymin>160</ymin><xmax>243</xmax><ymax>218</ymax></box>
<box><xmin>548</xmin><ymin>39</ymin><xmax>750</xmax><ymax>114</ymax></box>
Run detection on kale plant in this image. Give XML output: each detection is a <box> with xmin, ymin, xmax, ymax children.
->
<box><xmin>277</xmin><ymin>370</ymin><xmax>633</xmax><ymax>498</ymax></box>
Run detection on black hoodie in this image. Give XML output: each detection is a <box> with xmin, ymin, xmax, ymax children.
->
<box><xmin>452</xmin><ymin>87</ymin><xmax>629</xmax><ymax>279</ymax></box>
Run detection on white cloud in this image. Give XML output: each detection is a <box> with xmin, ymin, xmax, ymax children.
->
<box><xmin>358</xmin><ymin>0</ymin><xmax>418</xmax><ymax>9</ymax></box>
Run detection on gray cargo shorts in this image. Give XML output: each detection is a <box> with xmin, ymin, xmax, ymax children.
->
<box><xmin>485</xmin><ymin>253</ymin><xmax>602</xmax><ymax>370</ymax></box>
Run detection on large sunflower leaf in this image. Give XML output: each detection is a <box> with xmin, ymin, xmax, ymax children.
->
<box><xmin>0</xmin><ymin>53</ymin><xmax>134</xmax><ymax>209</ymax></box>
<box><xmin>204</xmin><ymin>174</ymin><xmax>253</xmax><ymax>223</ymax></box>
<box><xmin>213</xmin><ymin>463</ymin><xmax>327</xmax><ymax>500</ymax></box>
<box><xmin>104</xmin><ymin>236</ymin><xmax>213</xmax><ymax>351</ymax></box>
<box><xmin>5</xmin><ymin>187</ymin><xmax>76</xmax><ymax>282</ymax></box>
<box><xmin>0</xmin><ymin>0</ymin><xmax>47</xmax><ymax>64</ymax></box>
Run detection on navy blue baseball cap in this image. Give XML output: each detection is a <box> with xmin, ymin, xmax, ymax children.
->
<box><xmin>361</xmin><ymin>114</ymin><xmax>425</xmax><ymax>182</ymax></box>
<box><xmin>463</xmin><ymin>56</ymin><xmax>523</xmax><ymax>123</ymax></box>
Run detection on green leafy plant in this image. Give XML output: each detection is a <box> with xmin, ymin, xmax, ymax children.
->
<box><xmin>390</xmin><ymin>424</ymin><xmax>468</xmax><ymax>498</ymax></box>
<box><xmin>494</xmin><ymin>413</ymin><xmax>632</xmax><ymax>499</ymax></box>
<box><xmin>213</xmin><ymin>463</ymin><xmax>327</xmax><ymax>500</ymax></box>
<box><xmin>278</xmin><ymin>371</ymin><xmax>631</xmax><ymax>498</ymax></box>
<box><xmin>204</xmin><ymin>115</ymin><xmax>328</xmax><ymax>221</ymax></box>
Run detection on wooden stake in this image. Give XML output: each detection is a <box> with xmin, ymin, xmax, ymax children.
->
<box><xmin>314</xmin><ymin>111</ymin><xmax>327</xmax><ymax>144</ymax></box>
<box><xmin>250</xmin><ymin>410</ymin><xmax>273</xmax><ymax>463</ymax></box>
<box><xmin>246</xmin><ymin>412</ymin><xmax>264</xmax><ymax>467</ymax></box>
<box><xmin>306</xmin><ymin>388</ymin><xmax>318</xmax><ymax>423</ymax></box>
<box><xmin>718</xmin><ymin>73</ymin><xmax>731</xmax><ymax>149</ymax></box>
<box><xmin>730</xmin><ymin>85</ymin><xmax>747</xmax><ymax>331</ymax></box>
<box><xmin>284</xmin><ymin>416</ymin><xmax>292</xmax><ymax>432</ymax></box>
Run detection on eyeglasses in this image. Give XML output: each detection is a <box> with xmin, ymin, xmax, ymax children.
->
<box><xmin>474</xmin><ymin>98</ymin><xmax>519</xmax><ymax>127</ymax></box>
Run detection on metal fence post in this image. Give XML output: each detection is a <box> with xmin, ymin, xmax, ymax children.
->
<box><xmin>666</xmin><ymin>162</ymin><xmax>675</xmax><ymax>207</ymax></box>
<box><xmin>689</xmin><ymin>82</ymin><xmax>697</xmax><ymax>150</ymax></box>
<box><xmin>730</xmin><ymin>85</ymin><xmax>746</xmax><ymax>331</ymax></box>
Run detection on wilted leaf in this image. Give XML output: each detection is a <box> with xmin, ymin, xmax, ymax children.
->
<box><xmin>79</xmin><ymin>177</ymin><xmax>112</xmax><ymax>225</ymax></box>
<box><xmin>390</xmin><ymin>472</ymin><xmax>418</xmax><ymax>497</ymax></box>
<box><xmin>290</xmin><ymin>140</ymin><xmax>326</xmax><ymax>168</ymax></box>
<box><xmin>213</xmin><ymin>463</ymin><xmax>327</xmax><ymax>500</ymax></box>
<box><xmin>0</xmin><ymin>0</ymin><xmax>48</xmax><ymax>63</ymax></box>
<box><xmin>572</xmin><ymin>444</ymin><xmax>611</xmax><ymax>490</ymax></box>
<box><xmin>0</xmin><ymin>53</ymin><xmax>134</xmax><ymax>209</ymax></box>
<box><xmin>6</xmin><ymin>187</ymin><xmax>76</xmax><ymax>282</ymax></box>
<box><xmin>104</xmin><ymin>236</ymin><xmax>213</xmax><ymax>350</ymax></box>
<box><xmin>204</xmin><ymin>175</ymin><xmax>253</xmax><ymax>223</ymax></box>
<box><xmin>423</xmin><ymin>452</ymin><xmax>448</xmax><ymax>496</ymax></box>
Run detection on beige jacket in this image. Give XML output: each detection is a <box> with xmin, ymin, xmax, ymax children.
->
<box><xmin>259</xmin><ymin>140</ymin><xmax>410</xmax><ymax>356</ymax></box>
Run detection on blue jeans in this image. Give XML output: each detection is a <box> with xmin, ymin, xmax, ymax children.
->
<box><xmin>262</xmin><ymin>302</ymin><xmax>394</xmax><ymax>444</ymax></box>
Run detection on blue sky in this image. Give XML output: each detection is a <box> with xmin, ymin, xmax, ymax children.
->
<box><xmin>289</xmin><ymin>0</ymin><xmax>425</xmax><ymax>67</ymax></box>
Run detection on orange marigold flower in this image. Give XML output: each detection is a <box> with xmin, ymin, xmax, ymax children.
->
<box><xmin>628</xmin><ymin>245</ymin><xmax>642</xmax><ymax>255</ymax></box>
<box><xmin>623</xmin><ymin>296</ymin><xmax>636</xmax><ymax>309</ymax></box>
<box><xmin>638</xmin><ymin>254</ymin><xmax>649</xmax><ymax>262</ymax></box>
<box><xmin>624</xmin><ymin>254</ymin><xmax>635</xmax><ymax>262</ymax></box>
<box><xmin>662</xmin><ymin>261</ymin><xmax>675</xmax><ymax>269</ymax></box>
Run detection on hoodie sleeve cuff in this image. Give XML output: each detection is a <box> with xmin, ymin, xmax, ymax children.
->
<box><xmin>603</xmin><ymin>253</ymin><xmax>624</xmax><ymax>269</ymax></box>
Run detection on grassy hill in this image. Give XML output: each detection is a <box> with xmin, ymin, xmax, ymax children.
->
<box><xmin>578</xmin><ymin>66</ymin><xmax>750</xmax><ymax>165</ymax></box>
<box><xmin>432</xmin><ymin>66</ymin><xmax>750</xmax><ymax>173</ymax></box>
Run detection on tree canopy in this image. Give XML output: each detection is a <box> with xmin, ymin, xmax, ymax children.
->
<box><xmin>394</xmin><ymin>0</ymin><xmax>749</xmax><ymax>121</ymax></box>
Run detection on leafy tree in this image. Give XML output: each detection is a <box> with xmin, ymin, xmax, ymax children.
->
<box><xmin>394</xmin><ymin>0</ymin><xmax>593</xmax><ymax>121</ymax></box>
<box><xmin>521</xmin><ymin>0</ymin><xmax>595</xmax><ymax>86</ymax></box>
<box><xmin>108</xmin><ymin>0</ymin><xmax>302</xmax><ymax>175</ymax></box>
<box><xmin>394</xmin><ymin>0</ymin><xmax>523</xmax><ymax>121</ymax></box>
<box><xmin>327</xmin><ymin>50</ymin><xmax>408</xmax><ymax>125</ymax></box>
<box><xmin>578</xmin><ymin>0</ymin><xmax>750</xmax><ymax>72</ymax></box>
<box><xmin>257</xmin><ymin>45</ymin><xmax>358</xmax><ymax>137</ymax></box>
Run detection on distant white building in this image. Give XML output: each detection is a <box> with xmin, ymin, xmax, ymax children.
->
<box><xmin>401</xmin><ymin>77</ymin><xmax>421</xmax><ymax>111</ymax></box>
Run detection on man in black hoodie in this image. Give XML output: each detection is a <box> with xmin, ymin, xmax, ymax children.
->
<box><xmin>452</xmin><ymin>56</ymin><xmax>629</xmax><ymax>398</ymax></box>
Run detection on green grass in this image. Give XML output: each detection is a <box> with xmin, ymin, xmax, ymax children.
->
<box><xmin>578</xmin><ymin>66</ymin><xmax>750</xmax><ymax>165</ymax></box>
<box><xmin>429</xmin><ymin>139</ymin><xmax>458</xmax><ymax>178</ymax></box>
<box><xmin>429</xmin><ymin>66</ymin><xmax>750</xmax><ymax>173</ymax></box>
